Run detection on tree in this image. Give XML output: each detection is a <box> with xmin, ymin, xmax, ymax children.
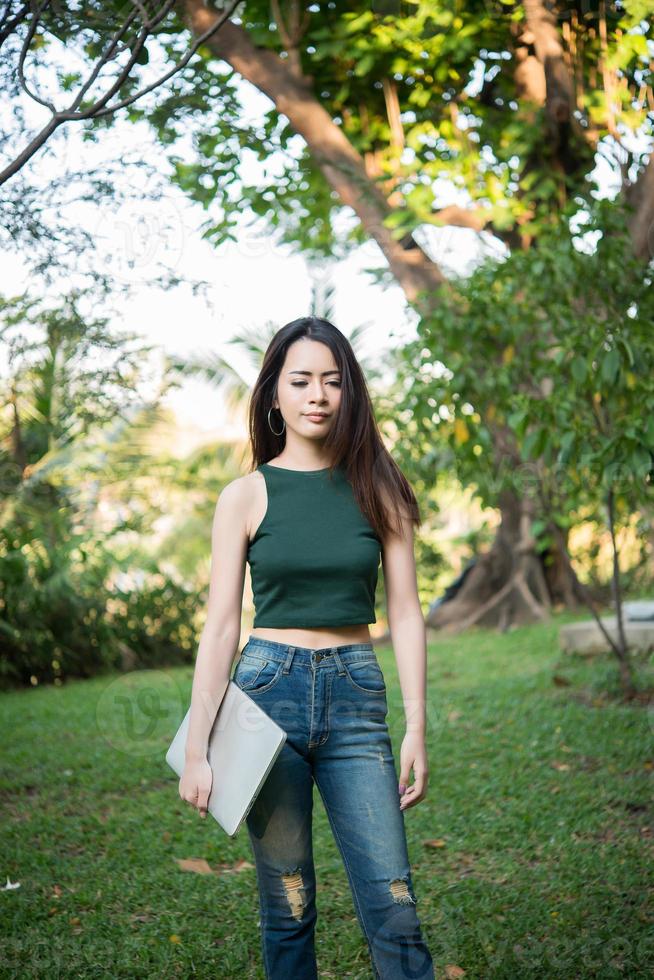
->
<box><xmin>6</xmin><ymin>0</ymin><xmax>653</xmax><ymax>628</ymax></box>
<box><xmin>392</xmin><ymin>199</ymin><xmax>653</xmax><ymax>696</ymax></box>
<box><xmin>0</xmin><ymin>290</ymin><xmax>200</xmax><ymax>685</ymax></box>
<box><xmin>513</xmin><ymin>203</ymin><xmax>653</xmax><ymax>695</ymax></box>
<box><xmin>169</xmin><ymin>0</ymin><xmax>653</xmax><ymax>626</ymax></box>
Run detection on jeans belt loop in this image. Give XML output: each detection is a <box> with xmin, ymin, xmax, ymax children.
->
<box><xmin>331</xmin><ymin>648</ymin><xmax>347</xmax><ymax>675</ymax></box>
<box><xmin>283</xmin><ymin>646</ymin><xmax>296</xmax><ymax>674</ymax></box>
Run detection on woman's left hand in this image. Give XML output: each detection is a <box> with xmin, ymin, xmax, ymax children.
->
<box><xmin>398</xmin><ymin>731</ymin><xmax>429</xmax><ymax>811</ymax></box>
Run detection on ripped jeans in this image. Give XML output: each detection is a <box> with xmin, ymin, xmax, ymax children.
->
<box><xmin>231</xmin><ymin>636</ymin><xmax>435</xmax><ymax>980</ymax></box>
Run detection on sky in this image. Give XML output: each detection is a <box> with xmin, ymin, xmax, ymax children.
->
<box><xmin>2</xmin><ymin>40</ymin><xmax>650</xmax><ymax>445</ymax></box>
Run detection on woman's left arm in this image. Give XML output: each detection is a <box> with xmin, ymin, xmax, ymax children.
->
<box><xmin>380</xmin><ymin>506</ymin><xmax>429</xmax><ymax>812</ymax></box>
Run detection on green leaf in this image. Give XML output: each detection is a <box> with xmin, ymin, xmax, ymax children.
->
<box><xmin>617</xmin><ymin>335</ymin><xmax>634</xmax><ymax>366</ymax></box>
<box><xmin>507</xmin><ymin>409</ymin><xmax>529</xmax><ymax>438</ymax></box>
<box><xmin>522</xmin><ymin>426</ymin><xmax>547</xmax><ymax>459</ymax></box>
<box><xmin>601</xmin><ymin>348</ymin><xmax>620</xmax><ymax>385</ymax></box>
<box><xmin>645</xmin><ymin>414</ymin><xmax>654</xmax><ymax>449</ymax></box>
<box><xmin>354</xmin><ymin>53</ymin><xmax>375</xmax><ymax>76</ymax></box>
<box><xmin>134</xmin><ymin>44</ymin><xmax>149</xmax><ymax>66</ymax></box>
<box><xmin>631</xmin><ymin>447</ymin><xmax>652</xmax><ymax>479</ymax></box>
<box><xmin>531</xmin><ymin>518</ymin><xmax>548</xmax><ymax>536</ymax></box>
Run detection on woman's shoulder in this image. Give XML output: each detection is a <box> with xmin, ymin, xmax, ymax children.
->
<box><xmin>215</xmin><ymin>470</ymin><xmax>265</xmax><ymax>541</ymax></box>
<box><xmin>214</xmin><ymin>471</ymin><xmax>261</xmax><ymax>515</ymax></box>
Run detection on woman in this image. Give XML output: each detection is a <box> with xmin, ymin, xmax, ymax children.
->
<box><xmin>180</xmin><ymin>316</ymin><xmax>434</xmax><ymax>979</ymax></box>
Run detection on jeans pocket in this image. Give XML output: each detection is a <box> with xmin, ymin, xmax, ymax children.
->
<box><xmin>233</xmin><ymin>654</ymin><xmax>284</xmax><ymax>695</ymax></box>
<box><xmin>343</xmin><ymin>658</ymin><xmax>387</xmax><ymax>696</ymax></box>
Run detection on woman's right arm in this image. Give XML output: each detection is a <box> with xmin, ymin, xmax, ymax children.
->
<box><xmin>179</xmin><ymin>478</ymin><xmax>249</xmax><ymax>817</ymax></box>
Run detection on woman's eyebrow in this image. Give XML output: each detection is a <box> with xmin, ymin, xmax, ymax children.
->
<box><xmin>288</xmin><ymin>370</ymin><xmax>341</xmax><ymax>376</ymax></box>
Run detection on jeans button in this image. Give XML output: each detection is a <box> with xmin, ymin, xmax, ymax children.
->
<box><xmin>315</xmin><ymin>653</ymin><xmax>322</xmax><ymax>663</ymax></box>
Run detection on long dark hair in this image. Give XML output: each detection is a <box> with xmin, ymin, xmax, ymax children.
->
<box><xmin>248</xmin><ymin>316</ymin><xmax>421</xmax><ymax>542</ymax></box>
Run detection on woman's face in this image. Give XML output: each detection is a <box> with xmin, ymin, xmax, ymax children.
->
<box><xmin>273</xmin><ymin>338</ymin><xmax>342</xmax><ymax>442</ymax></box>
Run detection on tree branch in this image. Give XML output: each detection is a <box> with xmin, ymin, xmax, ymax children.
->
<box><xmin>519</xmin><ymin>0</ymin><xmax>597</xmax><ymax>172</ymax></box>
<box><xmin>0</xmin><ymin>0</ymin><xmax>30</xmax><ymax>50</ymax></box>
<box><xmin>624</xmin><ymin>150</ymin><xmax>654</xmax><ymax>261</ymax></box>
<box><xmin>0</xmin><ymin>0</ymin><xmax>241</xmax><ymax>186</ymax></box>
<box><xmin>431</xmin><ymin>204</ymin><xmax>523</xmax><ymax>251</ymax></box>
<box><xmin>67</xmin><ymin>6</ymin><xmax>144</xmax><ymax>115</ymax></box>
<box><xmin>182</xmin><ymin>0</ymin><xmax>446</xmax><ymax>308</ymax></box>
<box><xmin>17</xmin><ymin>0</ymin><xmax>54</xmax><ymax>111</ymax></box>
<box><xmin>269</xmin><ymin>0</ymin><xmax>310</xmax><ymax>82</ymax></box>
<box><xmin>522</xmin><ymin>0</ymin><xmax>575</xmax><ymax>128</ymax></box>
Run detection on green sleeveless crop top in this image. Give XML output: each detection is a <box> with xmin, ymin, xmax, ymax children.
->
<box><xmin>247</xmin><ymin>462</ymin><xmax>382</xmax><ymax>628</ymax></box>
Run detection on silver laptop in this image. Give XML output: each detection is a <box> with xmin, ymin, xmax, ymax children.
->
<box><xmin>165</xmin><ymin>680</ymin><xmax>287</xmax><ymax>838</ymax></box>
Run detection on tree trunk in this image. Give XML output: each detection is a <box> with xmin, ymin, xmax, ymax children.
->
<box><xmin>426</xmin><ymin>489</ymin><xmax>588</xmax><ymax>632</ymax></box>
<box><xmin>540</xmin><ymin>522</ymin><xmax>586</xmax><ymax>608</ymax></box>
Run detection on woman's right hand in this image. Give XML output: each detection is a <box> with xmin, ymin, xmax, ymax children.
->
<box><xmin>179</xmin><ymin>757</ymin><xmax>213</xmax><ymax>819</ymax></box>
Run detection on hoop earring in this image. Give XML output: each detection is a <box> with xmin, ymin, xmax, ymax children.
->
<box><xmin>267</xmin><ymin>406</ymin><xmax>286</xmax><ymax>436</ymax></box>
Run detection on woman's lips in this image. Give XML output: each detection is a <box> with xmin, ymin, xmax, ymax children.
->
<box><xmin>305</xmin><ymin>414</ymin><xmax>329</xmax><ymax>422</ymax></box>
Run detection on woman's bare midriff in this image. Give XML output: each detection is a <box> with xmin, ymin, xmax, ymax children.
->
<box><xmin>249</xmin><ymin>625</ymin><xmax>372</xmax><ymax>650</ymax></box>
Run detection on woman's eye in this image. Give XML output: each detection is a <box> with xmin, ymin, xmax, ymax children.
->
<box><xmin>291</xmin><ymin>381</ymin><xmax>341</xmax><ymax>387</ymax></box>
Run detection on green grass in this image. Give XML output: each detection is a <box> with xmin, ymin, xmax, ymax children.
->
<box><xmin>1</xmin><ymin>612</ymin><xmax>652</xmax><ymax>979</ymax></box>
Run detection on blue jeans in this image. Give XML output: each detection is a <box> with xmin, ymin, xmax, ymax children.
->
<box><xmin>231</xmin><ymin>636</ymin><xmax>435</xmax><ymax>980</ymax></box>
